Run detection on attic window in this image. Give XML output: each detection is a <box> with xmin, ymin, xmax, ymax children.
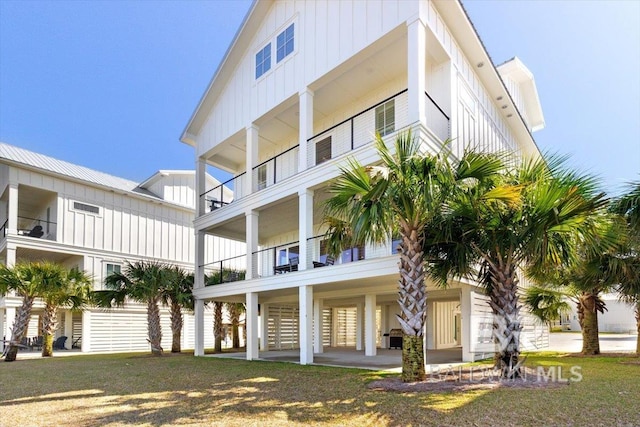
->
<box><xmin>276</xmin><ymin>23</ymin><xmax>294</xmax><ymax>62</ymax></box>
<box><xmin>72</xmin><ymin>201</ymin><xmax>100</xmax><ymax>215</ymax></box>
<box><xmin>255</xmin><ymin>43</ymin><xmax>271</xmax><ymax>79</ymax></box>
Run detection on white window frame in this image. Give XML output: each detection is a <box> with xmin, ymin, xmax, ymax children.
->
<box><xmin>375</xmin><ymin>99</ymin><xmax>395</xmax><ymax>137</ymax></box>
<box><xmin>70</xmin><ymin>200</ymin><xmax>101</xmax><ymax>217</ymax></box>
<box><xmin>276</xmin><ymin>23</ymin><xmax>294</xmax><ymax>63</ymax></box>
<box><xmin>255</xmin><ymin>43</ymin><xmax>272</xmax><ymax>79</ymax></box>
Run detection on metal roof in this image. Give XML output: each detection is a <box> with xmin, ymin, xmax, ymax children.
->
<box><xmin>0</xmin><ymin>142</ymin><xmax>159</xmax><ymax>198</ymax></box>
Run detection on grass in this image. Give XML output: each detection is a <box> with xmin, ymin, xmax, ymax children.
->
<box><xmin>0</xmin><ymin>352</ymin><xmax>639</xmax><ymax>426</ymax></box>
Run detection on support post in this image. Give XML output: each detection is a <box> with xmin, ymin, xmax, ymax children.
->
<box><xmin>365</xmin><ymin>294</ymin><xmax>377</xmax><ymax>356</ymax></box>
<box><xmin>7</xmin><ymin>184</ymin><xmax>18</xmax><ymax>235</ymax></box>
<box><xmin>81</xmin><ymin>309</ymin><xmax>91</xmax><ymax>353</ymax></box>
<box><xmin>246</xmin><ymin>211</ymin><xmax>259</xmax><ymax>279</ymax></box>
<box><xmin>246</xmin><ymin>125</ymin><xmax>259</xmax><ymax>193</ymax></box>
<box><xmin>356</xmin><ymin>302</ymin><xmax>363</xmax><ymax>351</ymax></box>
<box><xmin>299</xmin><ymin>89</ymin><xmax>314</xmax><ymax>170</ymax></box>
<box><xmin>313</xmin><ymin>298</ymin><xmax>323</xmax><ymax>353</ymax></box>
<box><xmin>298</xmin><ymin>189</ymin><xmax>314</xmax><ymax>270</ymax></box>
<box><xmin>194</xmin><ymin>299</ymin><xmax>205</xmax><ymax>356</ymax></box>
<box><xmin>299</xmin><ymin>285</ymin><xmax>313</xmax><ymax>364</ymax></box>
<box><xmin>64</xmin><ymin>310</ymin><xmax>73</xmax><ymax>350</ymax></box>
<box><xmin>260</xmin><ymin>303</ymin><xmax>269</xmax><ymax>351</ymax></box>
<box><xmin>407</xmin><ymin>17</ymin><xmax>427</xmax><ymax>127</ymax></box>
<box><xmin>246</xmin><ymin>292</ymin><xmax>259</xmax><ymax>360</ymax></box>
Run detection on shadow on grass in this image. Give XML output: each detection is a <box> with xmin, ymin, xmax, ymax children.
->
<box><xmin>1</xmin><ymin>353</ymin><xmax>639</xmax><ymax>426</ymax></box>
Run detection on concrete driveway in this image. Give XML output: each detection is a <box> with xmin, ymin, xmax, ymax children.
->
<box><xmin>548</xmin><ymin>332</ymin><xmax>637</xmax><ymax>353</ymax></box>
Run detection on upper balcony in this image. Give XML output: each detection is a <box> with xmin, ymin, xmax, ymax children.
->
<box><xmin>1</xmin><ymin>184</ymin><xmax>58</xmax><ymax>244</ymax></box>
<box><xmin>199</xmin><ymin>89</ymin><xmax>450</xmax><ymax>218</ymax></box>
<box><xmin>197</xmin><ymin>25</ymin><xmax>453</xmax><ymax>220</ymax></box>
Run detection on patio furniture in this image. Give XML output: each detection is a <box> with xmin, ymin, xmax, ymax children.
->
<box><xmin>388</xmin><ymin>329</ymin><xmax>403</xmax><ymax>349</ymax></box>
<box><xmin>313</xmin><ymin>256</ymin><xmax>335</xmax><ymax>268</ymax></box>
<box><xmin>28</xmin><ymin>225</ymin><xmax>44</xmax><ymax>238</ymax></box>
<box><xmin>274</xmin><ymin>256</ymin><xmax>299</xmax><ymax>274</ymax></box>
<box><xmin>30</xmin><ymin>336</ymin><xmax>43</xmax><ymax>351</ymax></box>
<box><xmin>72</xmin><ymin>336</ymin><xmax>82</xmax><ymax>349</ymax></box>
<box><xmin>53</xmin><ymin>336</ymin><xmax>67</xmax><ymax>350</ymax></box>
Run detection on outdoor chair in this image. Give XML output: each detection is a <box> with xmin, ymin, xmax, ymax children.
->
<box><xmin>289</xmin><ymin>256</ymin><xmax>299</xmax><ymax>272</ymax></box>
<box><xmin>28</xmin><ymin>225</ymin><xmax>44</xmax><ymax>238</ymax></box>
<box><xmin>53</xmin><ymin>336</ymin><xmax>67</xmax><ymax>350</ymax></box>
<box><xmin>325</xmin><ymin>256</ymin><xmax>335</xmax><ymax>266</ymax></box>
<box><xmin>72</xmin><ymin>336</ymin><xmax>82</xmax><ymax>349</ymax></box>
<box><xmin>30</xmin><ymin>336</ymin><xmax>43</xmax><ymax>351</ymax></box>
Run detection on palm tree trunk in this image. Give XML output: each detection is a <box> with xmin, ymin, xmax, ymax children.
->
<box><xmin>579</xmin><ymin>292</ymin><xmax>600</xmax><ymax>355</ymax></box>
<box><xmin>635</xmin><ymin>302</ymin><xmax>639</xmax><ymax>356</ymax></box>
<box><xmin>170</xmin><ymin>301</ymin><xmax>183</xmax><ymax>353</ymax></box>
<box><xmin>147</xmin><ymin>297</ymin><xmax>163</xmax><ymax>356</ymax></box>
<box><xmin>229</xmin><ymin>304</ymin><xmax>240</xmax><ymax>349</ymax></box>
<box><xmin>487</xmin><ymin>261</ymin><xmax>523</xmax><ymax>379</ymax></box>
<box><xmin>41</xmin><ymin>303</ymin><xmax>58</xmax><ymax>357</ymax></box>
<box><xmin>396</xmin><ymin>226</ymin><xmax>426</xmax><ymax>382</ymax></box>
<box><xmin>213</xmin><ymin>302</ymin><xmax>223</xmax><ymax>353</ymax></box>
<box><xmin>4</xmin><ymin>296</ymin><xmax>35</xmax><ymax>362</ymax></box>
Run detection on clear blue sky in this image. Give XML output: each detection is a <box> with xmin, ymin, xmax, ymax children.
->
<box><xmin>1</xmin><ymin>0</ymin><xmax>638</xmax><ymax>195</ymax></box>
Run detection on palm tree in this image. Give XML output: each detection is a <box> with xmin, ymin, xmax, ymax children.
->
<box><xmin>212</xmin><ymin>301</ymin><xmax>224</xmax><ymax>352</ymax></box>
<box><xmin>610</xmin><ymin>180</ymin><xmax>640</xmax><ymax>354</ymax></box>
<box><xmin>423</xmin><ymin>155</ymin><xmax>614</xmax><ymax>377</ymax></box>
<box><xmin>38</xmin><ymin>263</ymin><xmax>93</xmax><ymax>357</ymax></box>
<box><xmin>161</xmin><ymin>267</ymin><xmax>194</xmax><ymax>353</ymax></box>
<box><xmin>94</xmin><ymin>260</ymin><xmax>169</xmax><ymax>356</ymax></box>
<box><xmin>323</xmin><ymin>131</ymin><xmax>507</xmax><ymax>382</ymax></box>
<box><xmin>0</xmin><ymin>262</ymin><xmax>43</xmax><ymax>362</ymax></box>
<box><xmin>227</xmin><ymin>302</ymin><xmax>245</xmax><ymax>349</ymax></box>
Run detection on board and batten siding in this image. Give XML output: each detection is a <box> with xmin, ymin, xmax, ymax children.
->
<box><xmin>197</xmin><ymin>0</ymin><xmax>417</xmax><ymax>158</ymax></box>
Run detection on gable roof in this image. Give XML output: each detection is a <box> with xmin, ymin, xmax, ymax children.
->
<box><xmin>0</xmin><ymin>142</ymin><xmax>158</xmax><ymax>198</ymax></box>
<box><xmin>181</xmin><ymin>0</ymin><xmax>264</xmax><ymax>146</ymax></box>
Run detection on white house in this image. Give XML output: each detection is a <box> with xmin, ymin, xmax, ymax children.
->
<box><xmin>182</xmin><ymin>0</ymin><xmax>549</xmax><ymax>364</ymax></box>
<box><xmin>0</xmin><ymin>142</ymin><xmax>245</xmax><ymax>353</ymax></box>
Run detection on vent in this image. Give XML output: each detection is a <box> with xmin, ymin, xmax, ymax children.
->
<box><xmin>73</xmin><ymin>201</ymin><xmax>100</xmax><ymax>215</ymax></box>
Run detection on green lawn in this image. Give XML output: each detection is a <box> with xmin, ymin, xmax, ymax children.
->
<box><xmin>0</xmin><ymin>352</ymin><xmax>638</xmax><ymax>426</ymax></box>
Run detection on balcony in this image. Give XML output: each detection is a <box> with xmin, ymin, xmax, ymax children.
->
<box><xmin>198</xmin><ymin>89</ymin><xmax>449</xmax><ymax>216</ymax></box>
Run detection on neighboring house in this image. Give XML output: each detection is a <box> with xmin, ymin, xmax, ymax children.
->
<box><xmin>560</xmin><ymin>294</ymin><xmax>637</xmax><ymax>334</ymax></box>
<box><xmin>182</xmin><ymin>0</ymin><xmax>548</xmax><ymax>363</ymax></box>
<box><xmin>0</xmin><ymin>142</ymin><xmax>245</xmax><ymax>353</ymax></box>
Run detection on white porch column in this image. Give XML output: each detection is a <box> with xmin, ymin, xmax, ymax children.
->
<box><xmin>365</xmin><ymin>294</ymin><xmax>377</xmax><ymax>356</ymax></box>
<box><xmin>313</xmin><ymin>298</ymin><xmax>323</xmax><ymax>354</ymax></box>
<box><xmin>449</xmin><ymin>61</ymin><xmax>459</xmax><ymax>143</ymax></box>
<box><xmin>81</xmin><ymin>310</ymin><xmax>91</xmax><ymax>353</ymax></box>
<box><xmin>407</xmin><ymin>17</ymin><xmax>427</xmax><ymax>127</ymax></box>
<box><xmin>298</xmin><ymin>89</ymin><xmax>314</xmax><ymax>171</ymax></box>
<box><xmin>245</xmin><ymin>211</ymin><xmax>259</xmax><ymax>279</ymax></box>
<box><xmin>356</xmin><ymin>302</ymin><xmax>363</xmax><ymax>351</ymax></box>
<box><xmin>246</xmin><ymin>124</ymin><xmax>259</xmax><ymax>193</ymax></box>
<box><xmin>299</xmin><ymin>285</ymin><xmax>313</xmax><ymax>364</ymax></box>
<box><xmin>7</xmin><ymin>184</ymin><xmax>18</xmax><ymax>235</ymax></box>
<box><xmin>194</xmin><ymin>299</ymin><xmax>205</xmax><ymax>356</ymax></box>
<box><xmin>460</xmin><ymin>286</ymin><xmax>474</xmax><ymax>362</ymax></box>
<box><xmin>196</xmin><ymin>158</ymin><xmax>207</xmax><ymax>216</ymax></box>
<box><xmin>195</xmin><ymin>231</ymin><xmax>205</xmax><ymax>289</ymax></box>
<box><xmin>246</xmin><ymin>292</ymin><xmax>259</xmax><ymax>360</ymax></box>
<box><xmin>298</xmin><ymin>189</ymin><xmax>314</xmax><ymax>270</ymax></box>
<box><xmin>3</xmin><ymin>307</ymin><xmax>15</xmax><ymax>343</ymax></box>
<box><xmin>259</xmin><ymin>303</ymin><xmax>269</xmax><ymax>351</ymax></box>
<box><xmin>64</xmin><ymin>310</ymin><xmax>73</xmax><ymax>350</ymax></box>
<box><xmin>5</xmin><ymin>245</ymin><xmax>16</xmax><ymax>267</ymax></box>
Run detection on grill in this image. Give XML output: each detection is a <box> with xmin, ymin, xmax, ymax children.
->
<box><xmin>388</xmin><ymin>328</ymin><xmax>403</xmax><ymax>349</ymax></box>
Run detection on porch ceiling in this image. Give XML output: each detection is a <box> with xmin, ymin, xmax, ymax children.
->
<box><xmin>15</xmin><ymin>247</ymin><xmax>81</xmax><ymax>264</ymax></box>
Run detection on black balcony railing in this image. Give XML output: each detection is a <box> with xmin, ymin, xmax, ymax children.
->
<box><xmin>425</xmin><ymin>91</ymin><xmax>450</xmax><ymax>142</ymax></box>
<box><xmin>252</xmin><ymin>144</ymin><xmax>299</xmax><ymax>191</ymax></box>
<box><xmin>252</xmin><ymin>240</ymin><xmax>300</xmax><ymax>278</ymax></box>
<box><xmin>202</xmin><ymin>254</ymin><xmax>247</xmax><ymax>285</ymax></box>
<box><xmin>0</xmin><ymin>219</ymin><xmax>7</xmax><ymax>237</ymax></box>
<box><xmin>16</xmin><ymin>216</ymin><xmax>57</xmax><ymax>240</ymax></box>
<box><xmin>200</xmin><ymin>172</ymin><xmax>246</xmax><ymax>213</ymax></box>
